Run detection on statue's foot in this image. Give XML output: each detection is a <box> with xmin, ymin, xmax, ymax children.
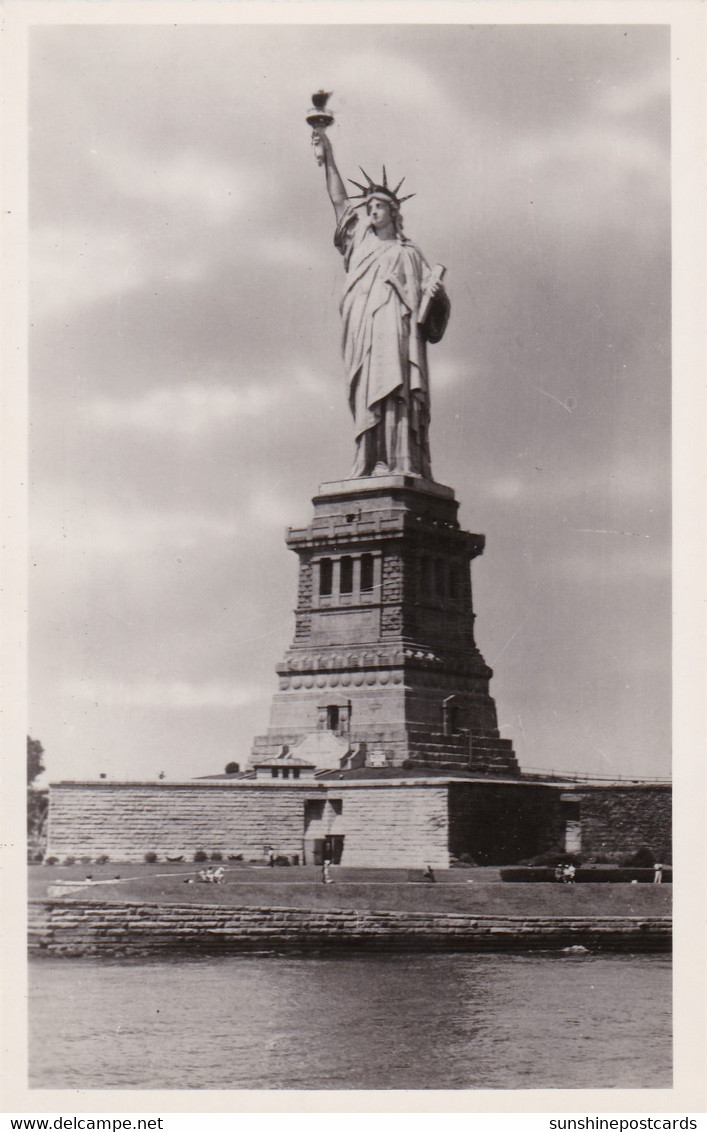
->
<box><xmin>372</xmin><ymin>462</ymin><xmax>390</xmax><ymax>477</ymax></box>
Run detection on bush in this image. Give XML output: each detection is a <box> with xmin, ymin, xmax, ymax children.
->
<box><xmin>194</xmin><ymin>849</ymin><xmax>208</xmax><ymax>862</ymax></box>
<box><xmin>621</xmin><ymin>846</ymin><xmax>655</xmax><ymax>868</ymax></box>
<box><xmin>44</xmin><ymin>856</ymin><xmax>58</xmax><ymax>866</ymax></box>
<box><xmin>501</xmin><ymin>867</ymin><xmax>555</xmax><ymax>882</ymax></box>
<box><xmin>210</xmin><ymin>851</ymin><xmax>223</xmax><ymax>861</ymax></box>
<box><xmin>96</xmin><ymin>854</ymin><xmax>110</xmax><ymax>864</ymax></box>
<box><xmin>501</xmin><ymin>865</ymin><xmax>672</xmax><ymax>884</ymax></box>
<box><xmin>521</xmin><ymin>850</ymin><xmax>583</xmax><ymax>867</ymax></box>
<box><xmin>144</xmin><ymin>851</ymin><xmax>158</xmax><ymax>863</ymax></box>
<box><xmin>63</xmin><ymin>856</ymin><xmax>75</xmax><ymax>866</ymax></box>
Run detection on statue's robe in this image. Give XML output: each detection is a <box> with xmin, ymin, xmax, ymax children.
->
<box><xmin>335</xmin><ymin>204</ymin><xmax>449</xmax><ymax>478</ymax></box>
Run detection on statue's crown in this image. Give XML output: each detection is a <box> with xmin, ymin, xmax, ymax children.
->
<box><xmin>348</xmin><ymin>166</ymin><xmax>415</xmax><ymax>209</ymax></box>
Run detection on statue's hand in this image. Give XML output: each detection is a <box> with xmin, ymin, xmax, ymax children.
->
<box><xmin>311</xmin><ymin>129</ymin><xmax>330</xmax><ymax>167</ymax></box>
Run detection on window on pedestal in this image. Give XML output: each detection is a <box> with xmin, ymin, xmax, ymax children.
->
<box><xmin>326</xmin><ymin>705</ymin><xmax>340</xmax><ymax>732</ymax></box>
<box><xmin>450</xmin><ymin>564</ymin><xmax>463</xmax><ymax>602</ymax></box>
<box><xmin>340</xmin><ymin>556</ymin><xmax>353</xmax><ymax>595</ymax></box>
<box><xmin>435</xmin><ymin>559</ymin><xmax>446</xmax><ymax>599</ymax></box>
<box><xmin>361</xmin><ymin>553</ymin><xmax>374</xmax><ymax>594</ymax></box>
<box><xmin>420</xmin><ymin>557</ymin><xmax>434</xmax><ymax>600</ymax></box>
<box><xmin>319</xmin><ymin>558</ymin><xmax>333</xmax><ymax>597</ymax></box>
<box><xmin>443</xmin><ymin>696</ymin><xmax>459</xmax><ymax>735</ymax></box>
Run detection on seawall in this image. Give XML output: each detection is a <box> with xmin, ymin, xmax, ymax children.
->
<box><xmin>29</xmin><ymin>899</ymin><xmax>671</xmax><ymax>957</ymax></box>
<box><xmin>46</xmin><ymin>778</ymin><xmax>673</xmax><ymax>869</ymax></box>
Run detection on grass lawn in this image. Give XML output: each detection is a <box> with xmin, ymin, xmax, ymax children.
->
<box><xmin>29</xmin><ymin>862</ymin><xmax>672</xmax><ymax>917</ymax></box>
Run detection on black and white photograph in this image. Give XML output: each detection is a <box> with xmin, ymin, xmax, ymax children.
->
<box><xmin>3</xmin><ymin>0</ymin><xmax>705</xmax><ymax>1112</ymax></box>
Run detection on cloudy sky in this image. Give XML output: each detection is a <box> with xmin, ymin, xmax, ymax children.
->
<box><xmin>28</xmin><ymin>20</ymin><xmax>671</xmax><ymax>783</ymax></box>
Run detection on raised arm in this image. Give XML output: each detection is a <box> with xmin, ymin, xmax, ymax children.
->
<box><xmin>312</xmin><ymin>129</ymin><xmax>348</xmax><ymax>224</ymax></box>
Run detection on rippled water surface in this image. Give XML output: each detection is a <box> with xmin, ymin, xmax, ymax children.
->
<box><xmin>29</xmin><ymin>952</ymin><xmax>670</xmax><ymax>1090</ymax></box>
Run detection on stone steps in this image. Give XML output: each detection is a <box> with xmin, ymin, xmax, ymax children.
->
<box><xmin>404</xmin><ymin>740</ymin><xmax>520</xmax><ymax>776</ymax></box>
<box><xmin>409</xmin><ymin>736</ymin><xmax>515</xmax><ymax>753</ymax></box>
<box><xmin>252</xmin><ymin>729</ymin><xmax>519</xmax><ymax>776</ymax></box>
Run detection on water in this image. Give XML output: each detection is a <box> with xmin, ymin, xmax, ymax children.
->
<box><xmin>29</xmin><ymin>952</ymin><xmax>671</xmax><ymax>1090</ymax></box>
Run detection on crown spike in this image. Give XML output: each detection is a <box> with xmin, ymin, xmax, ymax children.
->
<box><xmin>348</xmin><ymin>179</ymin><xmax>368</xmax><ymax>194</ymax></box>
<box><xmin>382</xmin><ymin>166</ymin><xmax>388</xmax><ymax>189</ymax></box>
<box><xmin>398</xmin><ymin>193</ymin><xmax>416</xmax><ymax>204</ymax></box>
<box><xmin>393</xmin><ymin>177</ymin><xmax>405</xmax><ymax>195</ymax></box>
<box><xmin>359</xmin><ymin>166</ymin><xmax>375</xmax><ymax>187</ymax></box>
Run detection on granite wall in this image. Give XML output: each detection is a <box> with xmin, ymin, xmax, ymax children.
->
<box><xmin>47</xmin><ymin>782</ymin><xmax>306</xmax><ymax>863</ymax></box>
<box><xmin>571</xmin><ymin>785</ymin><xmax>672</xmax><ymax>863</ymax></box>
<box><xmin>447</xmin><ymin>782</ymin><xmax>565</xmax><ymax>864</ymax></box>
<box><xmin>29</xmin><ymin>899</ymin><xmax>671</xmax><ymax>957</ymax></box>
<box><xmin>46</xmin><ymin>778</ymin><xmax>672</xmax><ymax>868</ymax></box>
<box><xmin>46</xmin><ymin>781</ymin><xmax>452</xmax><ymax>868</ymax></box>
<box><xmin>336</xmin><ymin>783</ymin><xmax>449</xmax><ymax>868</ymax></box>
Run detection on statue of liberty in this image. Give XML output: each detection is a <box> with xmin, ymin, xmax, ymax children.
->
<box><xmin>309</xmin><ymin>96</ymin><xmax>450</xmax><ymax>480</ymax></box>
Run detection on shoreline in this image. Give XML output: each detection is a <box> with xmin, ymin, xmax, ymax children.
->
<box><xmin>29</xmin><ymin>897</ymin><xmax>671</xmax><ymax>957</ymax></box>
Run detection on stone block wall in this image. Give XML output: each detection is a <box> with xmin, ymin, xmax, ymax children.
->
<box><xmin>337</xmin><ymin>784</ymin><xmax>449</xmax><ymax>868</ymax></box>
<box><xmin>296</xmin><ymin>558</ymin><xmax>313</xmax><ymax>607</ymax></box>
<box><xmin>29</xmin><ymin>899</ymin><xmax>672</xmax><ymax>957</ymax></box>
<box><xmin>46</xmin><ymin>780</ymin><xmax>451</xmax><ymax>869</ymax></box>
<box><xmin>572</xmin><ymin>785</ymin><xmax>672</xmax><ymax>863</ymax></box>
<box><xmin>447</xmin><ymin>782</ymin><xmax>564</xmax><ymax>865</ymax></box>
<box><xmin>47</xmin><ymin>782</ymin><xmax>310</xmax><ymax>863</ymax></box>
<box><xmin>45</xmin><ymin>778</ymin><xmax>672</xmax><ymax>869</ymax></box>
<box><xmin>381</xmin><ymin>553</ymin><xmax>403</xmax><ymax>604</ymax></box>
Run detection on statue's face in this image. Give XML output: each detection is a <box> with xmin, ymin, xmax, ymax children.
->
<box><xmin>367</xmin><ymin>197</ymin><xmax>395</xmax><ymax>233</ymax></box>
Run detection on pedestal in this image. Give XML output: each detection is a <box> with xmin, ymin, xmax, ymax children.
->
<box><xmin>251</xmin><ymin>475</ymin><xmax>519</xmax><ymax>775</ymax></box>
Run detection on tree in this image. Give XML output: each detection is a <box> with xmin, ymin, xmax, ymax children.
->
<box><xmin>27</xmin><ymin>736</ymin><xmax>45</xmax><ymax>786</ymax></box>
<box><xmin>27</xmin><ymin>736</ymin><xmax>48</xmax><ymax>860</ymax></box>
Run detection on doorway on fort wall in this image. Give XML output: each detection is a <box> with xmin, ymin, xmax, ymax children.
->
<box><xmin>303</xmin><ymin>798</ymin><xmax>345</xmax><ymax>865</ymax></box>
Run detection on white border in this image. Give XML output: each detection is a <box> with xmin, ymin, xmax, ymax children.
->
<box><xmin>1</xmin><ymin>0</ymin><xmax>705</xmax><ymax>1116</ymax></box>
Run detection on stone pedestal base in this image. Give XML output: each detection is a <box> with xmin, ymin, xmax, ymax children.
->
<box><xmin>252</xmin><ymin>476</ymin><xmax>519</xmax><ymax>776</ymax></box>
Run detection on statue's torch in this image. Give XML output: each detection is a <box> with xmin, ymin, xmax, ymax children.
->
<box><xmin>306</xmin><ymin>90</ymin><xmax>334</xmax><ymax>166</ymax></box>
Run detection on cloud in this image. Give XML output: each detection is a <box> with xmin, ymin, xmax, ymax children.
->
<box><xmin>82</xmin><ymin>382</ymin><xmax>279</xmax><ymax>437</ymax></box>
<box><xmin>485</xmin><ymin>476</ymin><xmax>524</xmax><ymax>503</ymax></box>
<box><xmin>258</xmin><ymin>234</ymin><xmax>327</xmax><ymax>268</ymax></box>
<box><xmin>96</xmin><ymin>145</ymin><xmax>249</xmax><ymax>224</ymax></box>
<box><xmin>61</xmin><ymin>677</ymin><xmax>270</xmax><ymax>710</ymax></box>
<box><xmin>247</xmin><ymin>486</ymin><xmax>302</xmax><ymax>531</ymax></box>
<box><xmin>514</xmin><ymin>125</ymin><xmax>668</xmax><ymax>198</ymax></box>
<box><xmin>31</xmin><ymin>222</ymin><xmax>217</xmax><ymax>320</ymax></box>
<box><xmin>477</xmin><ymin>122</ymin><xmax>669</xmax><ymax>248</ymax></box>
<box><xmin>31</xmin><ymin>147</ymin><xmax>263</xmax><ymax>320</ymax></box>
<box><xmin>553</xmin><ymin>541</ymin><xmax>670</xmax><ymax>584</ymax></box>
<box><xmin>480</xmin><ymin>455</ymin><xmax>669</xmax><ymax>508</ymax></box>
<box><xmin>429</xmin><ymin>359</ymin><xmax>471</xmax><ymax>391</ymax></box>
<box><xmin>32</xmin><ymin>500</ymin><xmax>240</xmax><ymax>557</ymax></box>
<box><xmin>593</xmin><ymin>64</ymin><xmax>670</xmax><ymax>117</ymax></box>
<box><xmin>31</xmin><ymin>225</ymin><xmax>150</xmax><ymax>317</ymax></box>
<box><xmin>331</xmin><ymin>51</ymin><xmax>450</xmax><ymax>113</ymax></box>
